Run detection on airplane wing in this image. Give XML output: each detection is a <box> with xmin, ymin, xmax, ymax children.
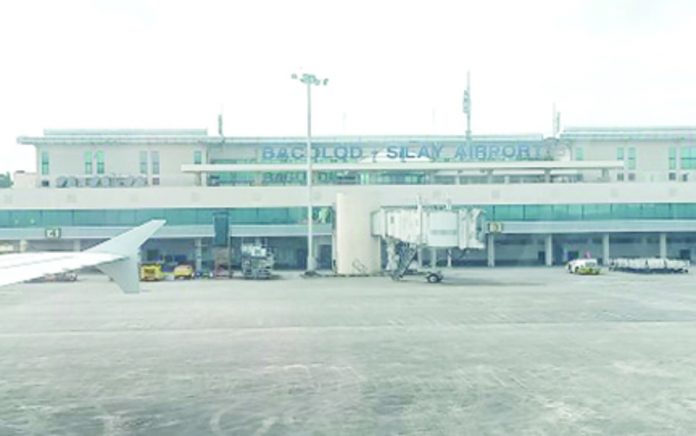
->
<box><xmin>0</xmin><ymin>220</ymin><xmax>165</xmax><ymax>293</ymax></box>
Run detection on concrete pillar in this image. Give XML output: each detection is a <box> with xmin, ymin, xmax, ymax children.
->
<box><xmin>72</xmin><ymin>239</ymin><xmax>81</xmax><ymax>252</ymax></box>
<box><xmin>195</xmin><ymin>238</ymin><xmax>203</xmax><ymax>272</ymax></box>
<box><xmin>430</xmin><ymin>247</ymin><xmax>437</xmax><ymax>268</ymax></box>
<box><xmin>487</xmin><ymin>234</ymin><xmax>496</xmax><ymax>267</ymax></box>
<box><xmin>659</xmin><ymin>233</ymin><xmax>667</xmax><ymax>259</ymax></box>
<box><xmin>417</xmin><ymin>247</ymin><xmax>424</xmax><ymax>268</ymax></box>
<box><xmin>562</xmin><ymin>246</ymin><xmax>568</xmax><ymax>264</ymax></box>
<box><xmin>386</xmin><ymin>240</ymin><xmax>397</xmax><ymax>271</ymax></box>
<box><xmin>334</xmin><ymin>193</ymin><xmax>381</xmax><ymax>275</ymax></box>
<box><xmin>486</xmin><ymin>170</ymin><xmax>493</xmax><ymax>184</ymax></box>
<box><xmin>602</xmin><ymin>234</ymin><xmax>610</xmax><ymax>265</ymax></box>
<box><xmin>447</xmin><ymin>249</ymin><xmax>452</xmax><ymax>268</ymax></box>
<box><xmin>544</xmin><ymin>169</ymin><xmax>551</xmax><ymax>183</ymax></box>
<box><xmin>456</xmin><ymin>171</ymin><xmax>461</xmax><ymax>185</ymax></box>
<box><xmin>545</xmin><ymin>234</ymin><xmax>553</xmax><ymax>266</ymax></box>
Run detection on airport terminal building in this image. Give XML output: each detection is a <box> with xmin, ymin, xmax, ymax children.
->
<box><xmin>5</xmin><ymin>126</ymin><xmax>696</xmax><ymax>272</ymax></box>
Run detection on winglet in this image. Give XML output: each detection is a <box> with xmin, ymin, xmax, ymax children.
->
<box><xmin>89</xmin><ymin>220</ymin><xmax>165</xmax><ymax>293</ymax></box>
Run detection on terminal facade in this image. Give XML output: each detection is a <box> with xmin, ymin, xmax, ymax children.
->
<box><xmin>4</xmin><ymin>126</ymin><xmax>696</xmax><ymax>271</ymax></box>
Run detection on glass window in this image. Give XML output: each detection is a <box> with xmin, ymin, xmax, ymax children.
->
<box><xmin>95</xmin><ymin>151</ymin><xmax>105</xmax><ymax>175</ymax></box>
<box><xmin>135</xmin><ymin>209</ymin><xmax>166</xmax><ymax>223</ymax></box>
<box><xmin>583</xmin><ymin>204</ymin><xmax>611</xmax><ymax>220</ymax></box>
<box><xmin>492</xmin><ymin>205</ymin><xmax>524</xmax><ymax>220</ymax></box>
<box><xmin>575</xmin><ymin>147</ymin><xmax>584</xmax><ymax>161</ymax></box>
<box><xmin>196</xmin><ymin>209</ymin><xmax>215</xmax><ymax>224</ymax></box>
<box><xmin>567</xmin><ymin>204</ymin><xmax>583</xmax><ymax>220</ymax></box>
<box><xmin>151</xmin><ymin>151</ymin><xmax>160</xmax><ymax>175</ymax></box>
<box><xmin>616</xmin><ymin>147</ymin><xmax>624</xmax><ymax>160</ymax></box>
<box><xmin>613</xmin><ymin>204</ymin><xmax>641</xmax><ymax>218</ymax></box>
<box><xmin>139</xmin><ymin>151</ymin><xmax>148</xmax><ymax>175</ymax></box>
<box><xmin>669</xmin><ymin>147</ymin><xmax>677</xmax><ymax>170</ymax></box>
<box><xmin>84</xmin><ymin>151</ymin><xmax>93</xmax><ymax>174</ymax></box>
<box><xmin>43</xmin><ymin>210</ymin><xmax>73</xmax><ymax>226</ymax></box>
<box><xmin>40</xmin><ymin>151</ymin><xmax>49</xmax><ymax>175</ymax></box>
<box><xmin>673</xmin><ymin>204</ymin><xmax>696</xmax><ymax>219</ymax></box>
<box><xmin>547</xmin><ymin>205</ymin><xmax>567</xmax><ymax>220</ymax></box>
<box><xmin>627</xmin><ymin>147</ymin><xmax>636</xmax><ymax>170</ymax></box>
<box><xmin>680</xmin><ymin>147</ymin><xmax>690</xmax><ymax>170</ymax></box>
<box><xmin>164</xmin><ymin>209</ymin><xmax>197</xmax><ymax>225</ymax></box>
<box><xmin>74</xmin><ymin>210</ymin><xmax>106</xmax><ymax>226</ymax></box>
<box><xmin>194</xmin><ymin>150</ymin><xmax>202</xmax><ymax>165</ymax></box>
<box><xmin>108</xmin><ymin>210</ymin><xmax>137</xmax><ymax>226</ymax></box>
<box><xmin>0</xmin><ymin>211</ymin><xmax>11</xmax><ymax>226</ymax></box>
<box><xmin>11</xmin><ymin>210</ymin><xmax>42</xmax><ymax>227</ymax></box>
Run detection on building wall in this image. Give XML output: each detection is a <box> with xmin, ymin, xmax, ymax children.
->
<box><xmin>35</xmin><ymin>143</ymin><xmax>204</xmax><ymax>188</ymax></box>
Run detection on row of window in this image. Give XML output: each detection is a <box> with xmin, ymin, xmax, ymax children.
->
<box><xmin>40</xmin><ymin>150</ymin><xmax>204</xmax><ymax>177</ymax></box>
<box><xmin>0</xmin><ymin>207</ymin><xmax>333</xmax><ymax>228</ymax></box>
<box><xmin>2</xmin><ymin>203</ymin><xmax>696</xmax><ymax>228</ymax></box>
<box><xmin>83</xmin><ymin>151</ymin><xmax>105</xmax><ymax>175</ymax></box>
<box><xmin>478</xmin><ymin>203</ymin><xmax>696</xmax><ymax>221</ymax></box>
<box><xmin>575</xmin><ymin>146</ymin><xmax>696</xmax><ymax>172</ymax></box>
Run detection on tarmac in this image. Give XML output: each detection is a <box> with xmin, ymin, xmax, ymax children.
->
<box><xmin>1</xmin><ymin>268</ymin><xmax>696</xmax><ymax>435</ymax></box>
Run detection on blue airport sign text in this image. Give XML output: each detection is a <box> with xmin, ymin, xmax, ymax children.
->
<box><xmin>261</xmin><ymin>143</ymin><xmax>561</xmax><ymax>162</ymax></box>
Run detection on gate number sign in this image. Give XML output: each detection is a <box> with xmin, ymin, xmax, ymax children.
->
<box><xmin>45</xmin><ymin>228</ymin><xmax>62</xmax><ymax>239</ymax></box>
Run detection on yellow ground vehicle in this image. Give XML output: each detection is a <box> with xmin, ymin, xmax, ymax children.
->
<box><xmin>567</xmin><ymin>258</ymin><xmax>601</xmax><ymax>275</ymax></box>
<box><xmin>140</xmin><ymin>263</ymin><xmax>164</xmax><ymax>281</ymax></box>
<box><xmin>173</xmin><ymin>264</ymin><xmax>195</xmax><ymax>280</ymax></box>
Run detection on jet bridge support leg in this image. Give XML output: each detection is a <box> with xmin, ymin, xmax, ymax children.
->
<box><xmin>487</xmin><ymin>234</ymin><xmax>496</xmax><ymax>267</ymax></box>
<box><xmin>386</xmin><ymin>240</ymin><xmax>398</xmax><ymax>271</ymax></box>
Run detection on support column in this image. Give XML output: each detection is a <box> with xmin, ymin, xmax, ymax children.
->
<box><xmin>417</xmin><ymin>247</ymin><xmax>423</xmax><ymax>268</ymax></box>
<box><xmin>195</xmin><ymin>238</ymin><xmax>203</xmax><ymax>273</ymax></box>
<box><xmin>447</xmin><ymin>249</ymin><xmax>452</xmax><ymax>268</ymax></box>
<box><xmin>486</xmin><ymin>170</ymin><xmax>493</xmax><ymax>184</ymax></box>
<box><xmin>602</xmin><ymin>234</ymin><xmax>610</xmax><ymax>265</ymax></box>
<box><xmin>487</xmin><ymin>234</ymin><xmax>496</xmax><ymax>267</ymax></box>
<box><xmin>545</xmin><ymin>234</ymin><xmax>553</xmax><ymax>266</ymax></box>
<box><xmin>386</xmin><ymin>240</ymin><xmax>397</xmax><ymax>271</ymax></box>
<box><xmin>544</xmin><ymin>169</ymin><xmax>551</xmax><ymax>183</ymax></box>
<box><xmin>430</xmin><ymin>247</ymin><xmax>437</xmax><ymax>268</ymax></box>
<box><xmin>659</xmin><ymin>233</ymin><xmax>667</xmax><ymax>259</ymax></box>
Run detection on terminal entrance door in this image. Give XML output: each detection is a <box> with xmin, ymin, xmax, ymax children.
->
<box><xmin>318</xmin><ymin>245</ymin><xmax>332</xmax><ymax>270</ymax></box>
<box><xmin>296</xmin><ymin>248</ymin><xmax>307</xmax><ymax>270</ymax></box>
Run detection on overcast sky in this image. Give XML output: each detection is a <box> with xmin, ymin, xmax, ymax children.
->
<box><xmin>0</xmin><ymin>0</ymin><xmax>694</xmax><ymax>172</ymax></box>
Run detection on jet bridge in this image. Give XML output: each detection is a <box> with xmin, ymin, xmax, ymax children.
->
<box><xmin>371</xmin><ymin>203</ymin><xmax>486</xmax><ymax>282</ymax></box>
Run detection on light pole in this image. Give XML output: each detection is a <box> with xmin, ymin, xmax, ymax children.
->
<box><xmin>291</xmin><ymin>72</ymin><xmax>329</xmax><ymax>271</ymax></box>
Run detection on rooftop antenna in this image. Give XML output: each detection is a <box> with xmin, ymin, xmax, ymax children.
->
<box><xmin>463</xmin><ymin>71</ymin><xmax>472</xmax><ymax>146</ymax></box>
<box><xmin>217</xmin><ymin>104</ymin><xmax>225</xmax><ymax>142</ymax></box>
<box><xmin>552</xmin><ymin>103</ymin><xmax>561</xmax><ymax>137</ymax></box>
